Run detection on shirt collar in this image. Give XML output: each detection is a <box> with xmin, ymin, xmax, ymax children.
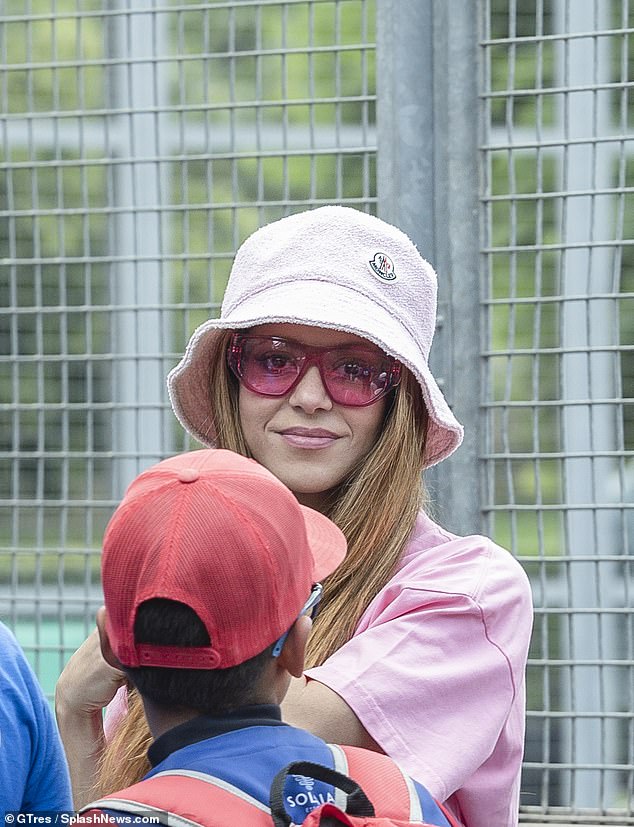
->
<box><xmin>148</xmin><ymin>703</ymin><xmax>284</xmax><ymax>767</ymax></box>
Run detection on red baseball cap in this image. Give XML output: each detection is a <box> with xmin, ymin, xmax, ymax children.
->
<box><xmin>101</xmin><ymin>449</ymin><xmax>347</xmax><ymax>669</ymax></box>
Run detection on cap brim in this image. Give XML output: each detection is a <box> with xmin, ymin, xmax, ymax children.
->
<box><xmin>299</xmin><ymin>504</ymin><xmax>347</xmax><ymax>581</ymax></box>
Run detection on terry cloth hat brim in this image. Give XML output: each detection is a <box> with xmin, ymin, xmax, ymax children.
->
<box><xmin>168</xmin><ymin>279</ymin><xmax>463</xmax><ymax>469</ymax></box>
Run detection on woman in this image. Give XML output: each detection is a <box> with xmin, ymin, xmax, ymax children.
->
<box><xmin>56</xmin><ymin>206</ymin><xmax>533</xmax><ymax>827</ymax></box>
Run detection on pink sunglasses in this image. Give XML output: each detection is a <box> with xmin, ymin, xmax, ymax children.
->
<box><xmin>227</xmin><ymin>334</ymin><xmax>401</xmax><ymax>407</ymax></box>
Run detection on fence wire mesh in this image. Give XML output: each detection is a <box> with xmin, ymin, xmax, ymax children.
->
<box><xmin>0</xmin><ymin>0</ymin><xmax>632</xmax><ymax>821</ymax></box>
<box><xmin>0</xmin><ymin>0</ymin><xmax>376</xmax><ymax>692</ymax></box>
<box><xmin>481</xmin><ymin>0</ymin><xmax>633</xmax><ymax>819</ymax></box>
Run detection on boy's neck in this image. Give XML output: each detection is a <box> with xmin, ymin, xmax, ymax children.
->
<box><xmin>144</xmin><ymin>704</ymin><xmax>200</xmax><ymax>740</ymax></box>
<box><xmin>143</xmin><ymin>696</ymin><xmax>279</xmax><ymax>741</ymax></box>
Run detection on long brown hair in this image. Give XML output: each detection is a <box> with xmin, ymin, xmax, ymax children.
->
<box><xmin>96</xmin><ymin>329</ymin><xmax>427</xmax><ymax>795</ymax></box>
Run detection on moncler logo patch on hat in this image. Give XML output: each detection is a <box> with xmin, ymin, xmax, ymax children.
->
<box><xmin>368</xmin><ymin>252</ymin><xmax>396</xmax><ymax>281</ymax></box>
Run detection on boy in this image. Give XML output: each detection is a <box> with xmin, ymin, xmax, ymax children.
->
<box><xmin>82</xmin><ymin>449</ymin><xmax>454</xmax><ymax>826</ymax></box>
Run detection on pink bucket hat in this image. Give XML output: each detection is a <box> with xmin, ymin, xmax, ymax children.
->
<box><xmin>168</xmin><ymin>206</ymin><xmax>463</xmax><ymax>468</ymax></box>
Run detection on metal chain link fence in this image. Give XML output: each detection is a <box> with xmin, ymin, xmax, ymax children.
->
<box><xmin>1</xmin><ymin>0</ymin><xmax>632</xmax><ymax>821</ymax></box>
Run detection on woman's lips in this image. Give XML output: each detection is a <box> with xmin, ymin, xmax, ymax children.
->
<box><xmin>278</xmin><ymin>427</ymin><xmax>341</xmax><ymax>449</ymax></box>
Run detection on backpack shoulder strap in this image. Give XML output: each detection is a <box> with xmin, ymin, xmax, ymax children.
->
<box><xmin>331</xmin><ymin>746</ymin><xmax>462</xmax><ymax>827</ymax></box>
<box><xmin>328</xmin><ymin>745</ymin><xmax>423</xmax><ymax>822</ymax></box>
<box><xmin>81</xmin><ymin>769</ymin><xmax>274</xmax><ymax>827</ymax></box>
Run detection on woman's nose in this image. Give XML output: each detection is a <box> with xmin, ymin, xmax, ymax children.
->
<box><xmin>287</xmin><ymin>364</ymin><xmax>333</xmax><ymax>413</ymax></box>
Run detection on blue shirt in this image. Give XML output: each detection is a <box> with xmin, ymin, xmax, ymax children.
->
<box><xmin>0</xmin><ymin>622</ymin><xmax>73</xmax><ymax>815</ymax></box>
<box><xmin>93</xmin><ymin>704</ymin><xmax>451</xmax><ymax>825</ymax></box>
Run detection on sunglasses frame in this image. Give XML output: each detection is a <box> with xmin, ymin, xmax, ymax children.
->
<box><xmin>227</xmin><ymin>333</ymin><xmax>402</xmax><ymax>407</ymax></box>
<box><xmin>272</xmin><ymin>583</ymin><xmax>323</xmax><ymax>658</ymax></box>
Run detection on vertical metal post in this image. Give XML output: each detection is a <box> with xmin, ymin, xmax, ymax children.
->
<box><xmin>376</xmin><ymin>0</ymin><xmax>482</xmax><ymax>534</ymax></box>
<box><xmin>110</xmin><ymin>1</ymin><xmax>170</xmax><ymax>495</ymax></box>
<box><xmin>556</xmin><ymin>0</ymin><xmax>621</xmax><ymax>808</ymax></box>
<box><xmin>375</xmin><ymin>1</ymin><xmax>434</xmax><ymax>251</ymax></box>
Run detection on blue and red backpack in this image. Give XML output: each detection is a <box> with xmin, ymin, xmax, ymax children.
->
<box><xmin>81</xmin><ymin>744</ymin><xmax>460</xmax><ymax>827</ymax></box>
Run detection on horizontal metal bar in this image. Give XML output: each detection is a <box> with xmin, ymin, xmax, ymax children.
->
<box><xmin>521</xmin><ymin>762</ymin><xmax>634</xmax><ymax>772</ymax></box>
<box><xmin>0</xmin><ymin>306</ymin><xmax>216</xmax><ymax>317</ymax></box>
<box><xmin>0</xmin><ymin>42</ymin><xmax>374</xmax><ymax>74</ymax></box>
<box><xmin>519</xmin><ymin>811</ymin><xmax>634</xmax><ymax>827</ymax></box>
<box><xmin>0</xmin><ymin>146</ymin><xmax>376</xmax><ymax>174</ymax></box>
<box><xmin>1</xmin><ymin>95</ymin><xmax>375</xmax><ymax>123</ymax></box>
<box><xmin>0</xmin><ymin>547</ymin><xmax>102</xmax><ymax>554</ymax></box>
<box><xmin>482</xmin><ymin>187</ymin><xmax>634</xmax><ymax>202</ymax></box>
<box><xmin>481</xmin><ymin>27</ymin><xmax>634</xmax><ymax>46</ymax></box>
<box><xmin>517</xmin><ymin>555</ymin><xmax>634</xmax><ymax>563</ymax></box>
<box><xmin>0</xmin><ymin>0</ymin><xmax>346</xmax><ymax>25</ymax></box>
<box><xmin>482</xmin><ymin>133</ymin><xmax>634</xmax><ymax>151</ymax></box>
<box><xmin>482</xmin><ymin>399</ymin><xmax>632</xmax><ymax>409</ymax></box>
<box><xmin>527</xmin><ymin>664</ymin><xmax>634</xmax><ymax>668</ymax></box>
<box><xmin>483</xmin><ymin>452</ymin><xmax>634</xmax><ymax>461</ymax></box>
<box><xmin>482</xmin><ymin>239</ymin><xmax>634</xmax><ymax>252</ymax></box>
<box><xmin>527</xmin><ymin>608</ymin><xmax>634</xmax><ymax>616</ymax></box>
<box><xmin>482</xmin><ymin>80</ymin><xmax>634</xmax><ymax>100</ymax></box>
<box><xmin>482</xmin><ymin>346</ymin><xmax>634</xmax><ymax>357</ymax></box>
<box><xmin>525</xmin><ymin>711</ymin><xmax>634</xmax><ymax>719</ymax></box>
<box><xmin>483</xmin><ymin>503</ymin><xmax>634</xmax><ymax>512</ymax></box>
<box><xmin>483</xmin><ymin>295</ymin><xmax>634</xmax><ymax>306</ymax></box>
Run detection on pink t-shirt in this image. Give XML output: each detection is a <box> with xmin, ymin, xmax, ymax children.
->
<box><xmin>305</xmin><ymin>511</ymin><xmax>533</xmax><ymax>827</ymax></box>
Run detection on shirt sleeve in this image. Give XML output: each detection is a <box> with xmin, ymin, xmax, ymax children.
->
<box><xmin>0</xmin><ymin>624</ymin><xmax>73</xmax><ymax>814</ymax></box>
<box><xmin>305</xmin><ymin>539</ymin><xmax>533</xmax><ymax>811</ymax></box>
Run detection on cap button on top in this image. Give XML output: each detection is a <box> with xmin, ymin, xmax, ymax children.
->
<box><xmin>177</xmin><ymin>467</ymin><xmax>200</xmax><ymax>483</ymax></box>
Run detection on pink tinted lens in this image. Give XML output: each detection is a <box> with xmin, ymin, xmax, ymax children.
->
<box><xmin>239</xmin><ymin>337</ymin><xmax>304</xmax><ymax>395</ymax></box>
<box><xmin>320</xmin><ymin>349</ymin><xmax>395</xmax><ymax>405</ymax></box>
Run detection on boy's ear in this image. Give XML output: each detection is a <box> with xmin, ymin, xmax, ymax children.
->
<box><xmin>95</xmin><ymin>605</ymin><xmax>123</xmax><ymax>670</ymax></box>
<box><xmin>277</xmin><ymin>615</ymin><xmax>311</xmax><ymax>678</ymax></box>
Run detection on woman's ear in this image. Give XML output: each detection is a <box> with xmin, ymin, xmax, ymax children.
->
<box><xmin>277</xmin><ymin>615</ymin><xmax>312</xmax><ymax>678</ymax></box>
<box><xmin>95</xmin><ymin>605</ymin><xmax>123</xmax><ymax>670</ymax></box>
